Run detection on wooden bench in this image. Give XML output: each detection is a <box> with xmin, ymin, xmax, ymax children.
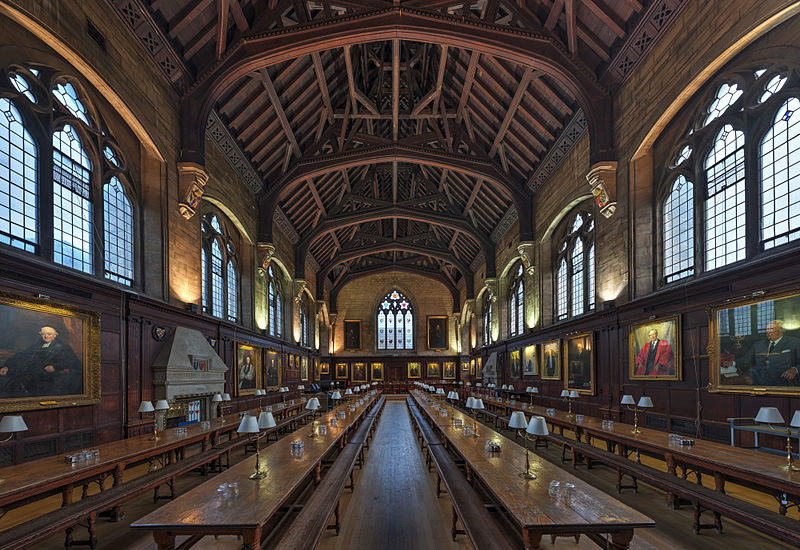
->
<box><xmin>273</xmin><ymin>398</ymin><xmax>385</xmax><ymax>549</ymax></box>
<box><xmin>406</xmin><ymin>399</ymin><xmax>514</xmax><ymax>550</ymax></box>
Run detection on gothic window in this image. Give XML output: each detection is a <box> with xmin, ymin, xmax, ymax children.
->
<box><xmin>482</xmin><ymin>290</ymin><xmax>493</xmax><ymax>346</ymax></box>
<box><xmin>377</xmin><ymin>289</ymin><xmax>414</xmax><ymax>350</ymax></box>
<box><xmin>201</xmin><ymin>211</ymin><xmax>239</xmax><ymax>323</ymax></box>
<box><xmin>509</xmin><ymin>264</ymin><xmax>524</xmax><ymax>337</ymax></box>
<box><xmin>267</xmin><ymin>264</ymin><xmax>283</xmax><ymax>338</ymax></box>
<box><xmin>661</xmin><ymin>66</ymin><xmax>800</xmax><ymax>285</ymax></box>
<box><xmin>1</xmin><ymin>67</ymin><xmax>137</xmax><ymax>285</ymax></box>
<box><xmin>554</xmin><ymin>210</ymin><xmax>594</xmax><ymax>321</ymax></box>
<box><xmin>299</xmin><ymin>293</ymin><xmax>310</xmax><ymax>348</ymax></box>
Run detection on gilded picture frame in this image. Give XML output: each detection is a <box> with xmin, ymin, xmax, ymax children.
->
<box><xmin>427</xmin><ymin>316</ymin><xmax>448</xmax><ymax>350</ymax></box>
<box><xmin>344</xmin><ymin>320</ymin><xmax>361</xmax><ymax>351</ymax></box>
<box><xmin>565</xmin><ymin>332</ymin><xmax>594</xmax><ymax>395</ymax></box>
<box><xmin>461</xmin><ymin>361</ymin><xmax>469</xmax><ymax>372</ymax></box>
<box><xmin>469</xmin><ymin>358</ymin><xmax>475</xmax><ymax>376</ymax></box>
<box><xmin>408</xmin><ymin>361</ymin><xmax>421</xmax><ymax>379</ymax></box>
<box><xmin>335</xmin><ymin>362</ymin><xmax>349</xmax><ymax>380</ymax></box>
<box><xmin>509</xmin><ymin>349</ymin><xmax>521</xmax><ymax>379</ymax></box>
<box><xmin>352</xmin><ymin>362</ymin><xmax>367</xmax><ymax>382</ymax></box>
<box><xmin>629</xmin><ymin>315</ymin><xmax>681</xmax><ymax>381</ymax></box>
<box><xmin>235</xmin><ymin>343</ymin><xmax>261</xmax><ymax>396</ymax></box>
<box><xmin>0</xmin><ymin>292</ymin><xmax>100</xmax><ymax>412</ymax></box>
<box><xmin>300</xmin><ymin>356</ymin><xmax>309</xmax><ymax>381</ymax></box>
<box><xmin>320</xmin><ymin>361</ymin><xmax>330</xmax><ymax>375</ymax></box>
<box><xmin>523</xmin><ymin>344</ymin><xmax>538</xmax><ymax>376</ymax></box>
<box><xmin>709</xmin><ymin>290</ymin><xmax>800</xmax><ymax>396</ymax></box>
<box><xmin>264</xmin><ymin>349</ymin><xmax>281</xmax><ymax>390</ymax></box>
<box><xmin>541</xmin><ymin>339</ymin><xmax>561</xmax><ymax>380</ymax></box>
<box><xmin>371</xmin><ymin>362</ymin><xmax>384</xmax><ymax>381</ymax></box>
<box><xmin>443</xmin><ymin>361</ymin><xmax>456</xmax><ymax>379</ymax></box>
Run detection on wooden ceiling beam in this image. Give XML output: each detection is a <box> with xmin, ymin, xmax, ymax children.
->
<box><xmin>392</xmin><ymin>38</ymin><xmax>400</xmax><ymax>141</ymax></box>
<box><xmin>488</xmin><ymin>67</ymin><xmax>536</xmax><ymax>157</ymax></box>
<box><xmin>565</xmin><ymin>0</ymin><xmax>578</xmax><ymax>54</ymax></box>
<box><xmin>464</xmin><ymin>178</ymin><xmax>482</xmax><ymax>213</ymax></box>
<box><xmin>456</xmin><ymin>51</ymin><xmax>480</xmax><ymax>124</ymax></box>
<box><xmin>170</xmin><ymin>0</ymin><xmax>214</xmax><ymax>36</ymax></box>
<box><xmin>545</xmin><ymin>0</ymin><xmax>565</xmax><ymax>30</ymax></box>
<box><xmin>581</xmin><ymin>0</ymin><xmax>626</xmax><ymax>39</ymax></box>
<box><xmin>216</xmin><ymin>0</ymin><xmax>230</xmax><ymax>60</ymax></box>
<box><xmin>256</xmin><ymin>68</ymin><xmax>301</xmax><ymax>157</ymax></box>
<box><xmin>229</xmin><ymin>0</ymin><xmax>249</xmax><ymax>31</ymax></box>
<box><xmin>183</xmin><ymin>20</ymin><xmax>217</xmax><ymax>59</ymax></box>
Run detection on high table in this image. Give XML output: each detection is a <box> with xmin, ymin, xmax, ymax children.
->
<box><xmin>131</xmin><ymin>393</ymin><xmax>380</xmax><ymax>550</ymax></box>
<box><xmin>412</xmin><ymin>392</ymin><xmax>653</xmax><ymax>549</ymax></box>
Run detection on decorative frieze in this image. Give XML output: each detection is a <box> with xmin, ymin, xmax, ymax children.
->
<box><xmin>491</xmin><ymin>207</ymin><xmax>518</xmax><ymax>244</ymax></box>
<box><xmin>527</xmin><ymin>110</ymin><xmax>588</xmax><ymax>193</ymax></box>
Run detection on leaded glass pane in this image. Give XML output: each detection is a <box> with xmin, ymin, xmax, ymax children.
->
<box><xmin>103</xmin><ymin>177</ymin><xmax>134</xmax><ymax>285</ymax></box>
<box><xmin>705</xmin><ymin>124</ymin><xmax>745</xmax><ymax>270</ymax></box>
<box><xmin>386</xmin><ymin>308</ymin><xmax>395</xmax><ymax>348</ymax></box>
<box><xmin>571</xmin><ymin>239</ymin><xmax>584</xmax><ymax>317</ymax></box>
<box><xmin>9</xmin><ymin>73</ymin><xmax>35</xmax><ymax>103</ymax></box>
<box><xmin>202</xmin><ymin>248</ymin><xmax>208</xmax><ymax>313</ymax></box>
<box><xmin>556</xmin><ymin>259</ymin><xmax>568</xmax><ymax>321</ymax></box>
<box><xmin>760</xmin><ymin>97</ymin><xmax>800</xmax><ymax>249</ymax></box>
<box><xmin>211</xmin><ymin>240</ymin><xmax>224</xmax><ymax>317</ymax></box>
<box><xmin>760</xmin><ymin>74</ymin><xmax>787</xmax><ymax>104</ymax></box>
<box><xmin>377</xmin><ymin>311</ymin><xmax>386</xmax><ymax>349</ymax></box>
<box><xmin>0</xmin><ymin>98</ymin><xmax>37</xmax><ymax>252</ymax></box>
<box><xmin>376</xmin><ymin>289</ymin><xmax>413</xmax><ymax>350</ymax></box>
<box><xmin>395</xmin><ymin>311</ymin><xmax>403</xmax><ymax>348</ymax></box>
<box><xmin>227</xmin><ymin>260</ymin><xmax>238</xmax><ymax>322</ymax></box>
<box><xmin>52</xmin><ymin>82</ymin><xmax>91</xmax><ymax>126</ymax></box>
<box><xmin>588</xmin><ymin>243</ymin><xmax>595</xmax><ymax>311</ymax></box>
<box><xmin>53</xmin><ymin>125</ymin><xmax>92</xmax><ymax>274</ymax></box>
<box><xmin>405</xmin><ymin>311</ymin><xmax>413</xmax><ymax>348</ymax></box>
<box><xmin>664</xmin><ymin>176</ymin><xmax>695</xmax><ymax>282</ymax></box>
<box><xmin>704</xmin><ymin>83</ymin><xmax>743</xmax><ymax>126</ymax></box>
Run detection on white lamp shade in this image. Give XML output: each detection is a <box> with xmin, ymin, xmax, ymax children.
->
<box><xmin>530</xmin><ymin>387</ymin><xmax>539</xmax><ymax>394</ymax></box>
<box><xmin>560</xmin><ymin>389</ymin><xmax>570</xmax><ymax>398</ymax></box>
<box><xmin>755</xmin><ymin>406</ymin><xmax>785</xmax><ymax>424</ymax></box>
<box><xmin>436</xmin><ymin>388</ymin><xmax>445</xmax><ymax>395</ymax></box>
<box><xmin>0</xmin><ymin>415</ymin><xmax>28</xmax><ymax>433</ymax></box>
<box><xmin>297</xmin><ymin>385</ymin><xmax>305</xmax><ymax>390</ymax></box>
<box><xmin>212</xmin><ymin>393</ymin><xmax>223</xmax><ymax>402</ymax></box>
<box><xmin>222</xmin><ymin>393</ymin><xmax>231</xmax><ymax>401</ymax></box>
<box><xmin>237</xmin><ymin>415</ymin><xmax>259</xmax><ymax>434</ymax></box>
<box><xmin>474</xmin><ymin>399</ymin><xmax>485</xmax><ymax>410</ymax></box>
<box><xmin>526</xmin><ymin>416</ymin><xmax>549</xmax><ymax>436</ymax></box>
<box><xmin>637</xmin><ymin>396</ymin><xmax>654</xmax><ymax>408</ymax></box>
<box><xmin>466</xmin><ymin>397</ymin><xmax>476</xmax><ymax>409</ymax></box>
<box><xmin>306</xmin><ymin>398</ymin><xmax>320</xmax><ymax>410</ymax></box>
<box><xmin>525</xmin><ymin>387</ymin><xmax>533</xmax><ymax>393</ymax></box>
<box><xmin>475</xmin><ymin>383</ymin><xmax>482</xmax><ymax>387</ymax></box>
<box><xmin>791</xmin><ymin>411</ymin><xmax>800</xmax><ymax>428</ymax></box>
<box><xmin>258</xmin><ymin>411</ymin><xmax>277</xmax><ymax>429</ymax></box>
<box><xmin>138</xmin><ymin>401</ymin><xmax>154</xmax><ymax>413</ymax></box>
<box><xmin>620</xmin><ymin>394</ymin><xmax>635</xmax><ymax>405</ymax></box>
<box><xmin>155</xmin><ymin>400</ymin><xmax>170</xmax><ymax>411</ymax></box>
<box><xmin>568</xmin><ymin>390</ymin><xmax>580</xmax><ymax>399</ymax></box>
<box><xmin>345</xmin><ymin>389</ymin><xmax>353</xmax><ymax>395</ymax></box>
<box><xmin>508</xmin><ymin>411</ymin><xmax>528</xmax><ymax>429</ymax></box>
<box><xmin>331</xmin><ymin>390</ymin><xmax>342</xmax><ymax>399</ymax></box>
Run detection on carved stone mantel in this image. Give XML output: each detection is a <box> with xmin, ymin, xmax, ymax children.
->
<box><xmin>586</xmin><ymin>161</ymin><xmax>618</xmax><ymax>219</ymax></box>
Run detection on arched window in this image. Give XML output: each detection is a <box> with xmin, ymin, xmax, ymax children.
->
<box><xmin>298</xmin><ymin>293</ymin><xmax>310</xmax><ymax>348</ymax></box>
<box><xmin>267</xmin><ymin>264</ymin><xmax>283</xmax><ymax>338</ymax></box>
<box><xmin>660</xmin><ymin>66</ymin><xmax>800</xmax><ymax>284</ymax></box>
<box><xmin>201</xmin><ymin>210</ymin><xmax>240</xmax><ymax>323</ymax></box>
<box><xmin>509</xmin><ymin>264</ymin><xmax>524</xmax><ymax>337</ymax></box>
<box><xmin>482</xmin><ymin>290</ymin><xmax>493</xmax><ymax>346</ymax></box>
<box><xmin>1</xmin><ymin>67</ymin><xmax>137</xmax><ymax>285</ymax></box>
<box><xmin>554</xmin><ymin>211</ymin><xmax>594</xmax><ymax>321</ymax></box>
<box><xmin>377</xmin><ymin>289</ymin><xmax>414</xmax><ymax>350</ymax></box>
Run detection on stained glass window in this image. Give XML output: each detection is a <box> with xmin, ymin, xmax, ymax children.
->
<box><xmin>103</xmin><ymin>177</ymin><xmax>134</xmax><ymax>285</ymax></box>
<box><xmin>509</xmin><ymin>264</ymin><xmax>524</xmax><ymax>337</ymax></box>
<box><xmin>377</xmin><ymin>289</ymin><xmax>413</xmax><ymax>350</ymax></box>
<box><xmin>555</xmin><ymin>210</ymin><xmax>594</xmax><ymax>321</ymax></box>
<box><xmin>663</xmin><ymin>176</ymin><xmax>695</xmax><ymax>282</ymax></box>
<box><xmin>705</xmin><ymin>124</ymin><xmax>745</xmax><ymax>270</ymax></box>
<box><xmin>760</xmin><ymin>97</ymin><xmax>800</xmax><ymax>249</ymax></box>
<box><xmin>0</xmin><ymin>98</ymin><xmax>37</xmax><ymax>252</ymax></box>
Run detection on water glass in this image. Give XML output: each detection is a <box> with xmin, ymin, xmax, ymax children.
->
<box><xmin>548</xmin><ymin>480</ymin><xmax>561</xmax><ymax>498</ymax></box>
<box><xmin>228</xmin><ymin>482</ymin><xmax>239</xmax><ymax>496</ymax></box>
<box><xmin>318</xmin><ymin>425</ymin><xmax>328</xmax><ymax>435</ymax></box>
<box><xmin>562</xmin><ymin>482</ymin><xmax>575</xmax><ymax>501</ymax></box>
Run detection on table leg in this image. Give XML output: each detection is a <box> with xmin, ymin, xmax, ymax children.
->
<box><xmin>242</xmin><ymin>527</ymin><xmax>262</xmax><ymax>550</ymax></box>
<box><xmin>665</xmin><ymin>454</ymin><xmax>679</xmax><ymax>509</ymax></box>
<box><xmin>315</xmin><ymin>460</ymin><xmax>322</xmax><ymax>484</ymax></box>
<box><xmin>713</xmin><ymin>472</ymin><xmax>726</xmax><ymax>494</ymax></box>
<box><xmin>522</xmin><ymin>529</ymin><xmax>542</xmax><ymax>549</ymax></box>
<box><xmin>609</xmin><ymin>529</ymin><xmax>634</xmax><ymax>549</ymax></box>
<box><xmin>153</xmin><ymin>531</ymin><xmax>175</xmax><ymax>550</ymax></box>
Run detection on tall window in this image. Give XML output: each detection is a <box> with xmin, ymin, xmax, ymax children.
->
<box><xmin>377</xmin><ymin>289</ymin><xmax>414</xmax><ymax>350</ymax></box>
<box><xmin>201</xmin><ymin>210</ymin><xmax>239</xmax><ymax>323</ymax></box>
<box><xmin>482</xmin><ymin>290</ymin><xmax>493</xmax><ymax>346</ymax></box>
<box><xmin>554</xmin><ymin>211</ymin><xmax>594</xmax><ymax>321</ymax></box>
<box><xmin>0</xmin><ymin>67</ymin><xmax>136</xmax><ymax>285</ymax></box>
<box><xmin>267</xmin><ymin>264</ymin><xmax>283</xmax><ymax>338</ymax></box>
<box><xmin>509</xmin><ymin>264</ymin><xmax>524</xmax><ymax>337</ymax></box>
<box><xmin>299</xmin><ymin>294</ymin><xmax>310</xmax><ymax>347</ymax></box>
<box><xmin>661</xmin><ymin>66</ymin><xmax>800</xmax><ymax>284</ymax></box>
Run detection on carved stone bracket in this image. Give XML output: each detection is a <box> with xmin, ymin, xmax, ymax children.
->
<box><xmin>328</xmin><ymin>313</ymin><xmax>337</xmax><ymax>328</ymax></box>
<box><xmin>258</xmin><ymin>242</ymin><xmax>277</xmax><ymax>271</ymax></box>
<box><xmin>292</xmin><ymin>279</ymin><xmax>308</xmax><ymax>304</ymax></box>
<box><xmin>177</xmin><ymin>162</ymin><xmax>209</xmax><ymax>219</ymax></box>
<box><xmin>483</xmin><ymin>278</ymin><xmax>498</xmax><ymax>302</ymax></box>
<box><xmin>586</xmin><ymin>161</ymin><xmax>618</xmax><ymax>219</ymax></box>
<box><xmin>316</xmin><ymin>300</ymin><xmax>329</xmax><ymax>324</ymax></box>
<box><xmin>517</xmin><ymin>241</ymin><xmax>536</xmax><ymax>275</ymax></box>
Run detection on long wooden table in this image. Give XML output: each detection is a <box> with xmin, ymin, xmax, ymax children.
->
<box><xmin>0</xmin><ymin>398</ymin><xmax>307</xmax><ymax>518</ymax></box>
<box><xmin>412</xmin><ymin>392</ymin><xmax>654</xmax><ymax>549</ymax></box>
<box><xmin>464</xmin><ymin>392</ymin><xmax>800</xmax><ymax>512</ymax></box>
<box><xmin>131</xmin><ymin>393</ymin><xmax>380</xmax><ymax>550</ymax></box>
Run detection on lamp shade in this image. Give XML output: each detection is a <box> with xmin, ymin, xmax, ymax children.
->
<box><xmin>466</xmin><ymin>397</ymin><xmax>476</xmax><ymax>409</ymax></box>
<box><xmin>258</xmin><ymin>411</ymin><xmax>276</xmax><ymax>429</ymax></box>
<box><xmin>474</xmin><ymin>399</ymin><xmax>485</xmax><ymax>410</ymax></box>
<box><xmin>154</xmin><ymin>399</ymin><xmax>170</xmax><ymax>411</ymax></box>
<box><xmin>222</xmin><ymin>393</ymin><xmax>231</xmax><ymax>401</ymax></box>
<box><xmin>560</xmin><ymin>389</ymin><xmax>570</xmax><ymax>398</ymax></box>
<box><xmin>620</xmin><ymin>394</ymin><xmax>635</xmax><ymax>405</ymax></box>
<box><xmin>212</xmin><ymin>393</ymin><xmax>223</xmax><ymax>402</ymax></box>
<box><xmin>755</xmin><ymin>406</ymin><xmax>785</xmax><ymax>424</ymax></box>
<box><xmin>791</xmin><ymin>411</ymin><xmax>800</xmax><ymax>428</ymax></box>
<box><xmin>297</xmin><ymin>385</ymin><xmax>305</xmax><ymax>390</ymax></box>
<box><xmin>637</xmin><ymin>396</ymin><xmax>654</xmax><ymax>408</ymax></box>
<box><xmin>508</xmin><ymin>411</ymin><xmax>528</xmax><ymax>429</ymax></box>
<box><xmin>436</xmin><ymin>388</ymin><xmax>445</xmax><ymax>395</ymax></box>
<box><xmin>465</xmin><ymin>382</ymin><xmax>471</xmax><ymax>386</ymax></box>
<box><xmin>345</xmin><ymin>389</ymin><xmax>353</xmax><ymax>395</ymax></box>
<box><xmin>331</xmin><ymin>390</ymin><xmax>342</xmax><ymax>400</ymax></box>
<box><xmin>0</xmin><ymin>415</ymin><xmax>28</xmax><ymax>433</ymax></box>
<box><xmin>237</xmin><ymin>415</ymin><xmax>259</xmax><ymax>434</ymax></box>
<box><xmin>138</xmin><ymin>401</ymin><xmax>154</xmax><ymax>413</ymax></box>
<box><xmin>568</xmin><ymin>390</ymin><xmax>580</xmax><ymax>399</ymax></box>
<box><xmin>526</xmin><ymin>416</ymin><xmax>549</xmax><ymax>436</ymax></box>
<box><xmin>305</xmin><ymin>397</ymin><xmax>320</xmax><ymax>410</ymax></box>
<box><xmin>475</xmin><ymin>383</ymin><xmax>482</xmax><ymax>387</ymax></box>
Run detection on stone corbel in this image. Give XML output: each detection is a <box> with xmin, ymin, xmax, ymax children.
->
<box><xmin>292</xmin><ymin>279</ymin><xmax>308</xmax><ymax>304</ymax></box>
<box><xmin>316</xmin><ymin>300</ymin><xmax>329</xmax><ymax>325</ymax></box>
<box><xmin>328</xmin><ymin>313</ymin><xmax>337</xmax><ymax>328</ymax></box>
<box><xmin>177</xmin><ymin>162</ymin><xmax>209</xmax><ymax>220</ymax></box>
<box><xmin>258</xmin><ymin>242</ymin><xmax>277</xmax><ymax>273</ymax></box>
<box><xmin>586</xmin><ymin>161</ymin><xmax>618</xmax><ymax>219</ymax></box>
<box><xmin>483</xmin><ymin>278</ymin><xmax>498</xmax><ymax>302</ymax></box>
<box><xmin>517</xmin><ymin>242</ymin><xmax>536</xmax><ymax>276</ymax></box>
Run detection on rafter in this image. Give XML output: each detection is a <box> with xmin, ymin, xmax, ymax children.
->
<box><xmin>216</xmin><ymin>0</ymin><xmax>229</xmax><ymax>60</ymax></box>
<box><xmin>392</xmin><ymin>38</ymin><xmax>400</xmax><ymax>141</ymax></box>
<box><xmin>255</xmin><ymin>68</ymin><xmax>301</xmax><ymax>157</ymax></box>
<box><xmin>489</xmin><ymin>68</ymin><xmax>537</xmax><ymax>157</ymax></box>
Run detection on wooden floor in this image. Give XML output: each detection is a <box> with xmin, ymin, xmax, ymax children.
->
<box><xmin>21</xmin><ymin>396</ymin><xmax>795</xmax><ymax>549</ymax></box>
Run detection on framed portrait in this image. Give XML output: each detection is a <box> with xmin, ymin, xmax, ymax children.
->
<box><xmin>352</xmin><ymin>362</ymin><xmax>367</xmax><ymax>382</ymax></box>
<box><xmin>300</xmin><ymin>356</ymin><xmax>309</xmax><ymax>381</ymax></box>
<box><xmin>709</xmin><ymin>290</ymin><xmax>800</xmax><ymax>396</ymax></box>
<box><xmin>565</xmin><ymin>332</ymin><xmax>594</xmax><ymax>395</ymax></box>
<box><xmin>509</xmin><ymin>349</ymin><xmax>521</xmax><ymax>378</ymax></box>
<box><xmin>344</xmin><ymin>320</ymin><xmax>361</xmax><ymax>351</ymax></box>
<box><xmin>461</xmin><ymin>361</ymin><xmax>469</xmax><ymax>372</ymax></box>
<box><xmin>523</xmin><ymin>344</ymin><xmax>538</xmax><ymax>376</ymax></box>
<box><xmin>477</xmin><ymin>357</ymin><xmax>482</xmax><ymax>378</ymax></box>
<box><xmin>336</xmin><ymin>362</ymin><xmax>349</xmax><ymax>380</ymax></box>
<box><xmin>320</xmin><ymin>361</ymin><xmax>330</xmax><ymax>375</ymax></box>
<box><xmin>371</xmin><ymin>362</ymin><xmax>384</xmax><ymax>381</ymax></box>
<box><xmin>0</xmin><ymin>292</ymin><xmax>100</xmax><ymax>412</ymax></box>
<box><xmin>427</xmin><ymin>362</ymin><xmax>441</xmax><ymax>378</ymax></box>
<box><xmin>313</xmin><ymin>358</ymin><xmax>320</xmax><ymax>381</ymax></box>
<box><xmin>443</xmin><ymin>361</ymin><xmax>456</xmax><ymax>379</ymax></box>
<box><xmin>629</xmin><ymin>315</ymin><xmax>681</xmax><ymax>381</ymax></box>
<box><xmin>541</xmin><ymin>339</ymin><xmax>561</xmax><ymax>380</ymax></box>
<box><xmin>264</xmin><ymin>350</ymin><xmax>281</xmax><ymax>390</ymax></box>
<box><xmin>469</xmin><ymin>358</ymin><xmax>475</xmax><ymax>376</ymax></box>
<box><xmin>287</xmin><ymin>354</ymin><xmax>294</xmax><ymax>370</ymax></box>
<box><xmin>235</xmin><ymin>343</ymin><xmax>261</xmax><ymax>395</ymax></box>
<box><xmin>408</xmin><ymin>361</ymin><xmax>421</xmax><ymax>379</ymax></box>
<box><xmin>427</xmin><ymin>316</ymin><xmax>448</xmax><ymax>350</ymax></box>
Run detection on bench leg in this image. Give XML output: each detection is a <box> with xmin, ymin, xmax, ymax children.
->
<box><xmin>334</xmin><ymin>501</ymin><xmax>341</xmax><ymax>535</ymax></box>
<box><xmin>451</xmin><ymin>506</ymin><xmax>458</xmax><ymax>541</ymax></box>
<box><xmin>436</xmin><ymin>474</ymin><xmax>442</xmax><ymax>497</ymax></box>
<box><xmin>88</xmin><ymin>512</ymin><xmax>98</xmax><ymax>549</ymax></box>
<box><xmin>522</xmin><ymin>529</ymin><xmax>542</xmax><ymax>549</ymax></box>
